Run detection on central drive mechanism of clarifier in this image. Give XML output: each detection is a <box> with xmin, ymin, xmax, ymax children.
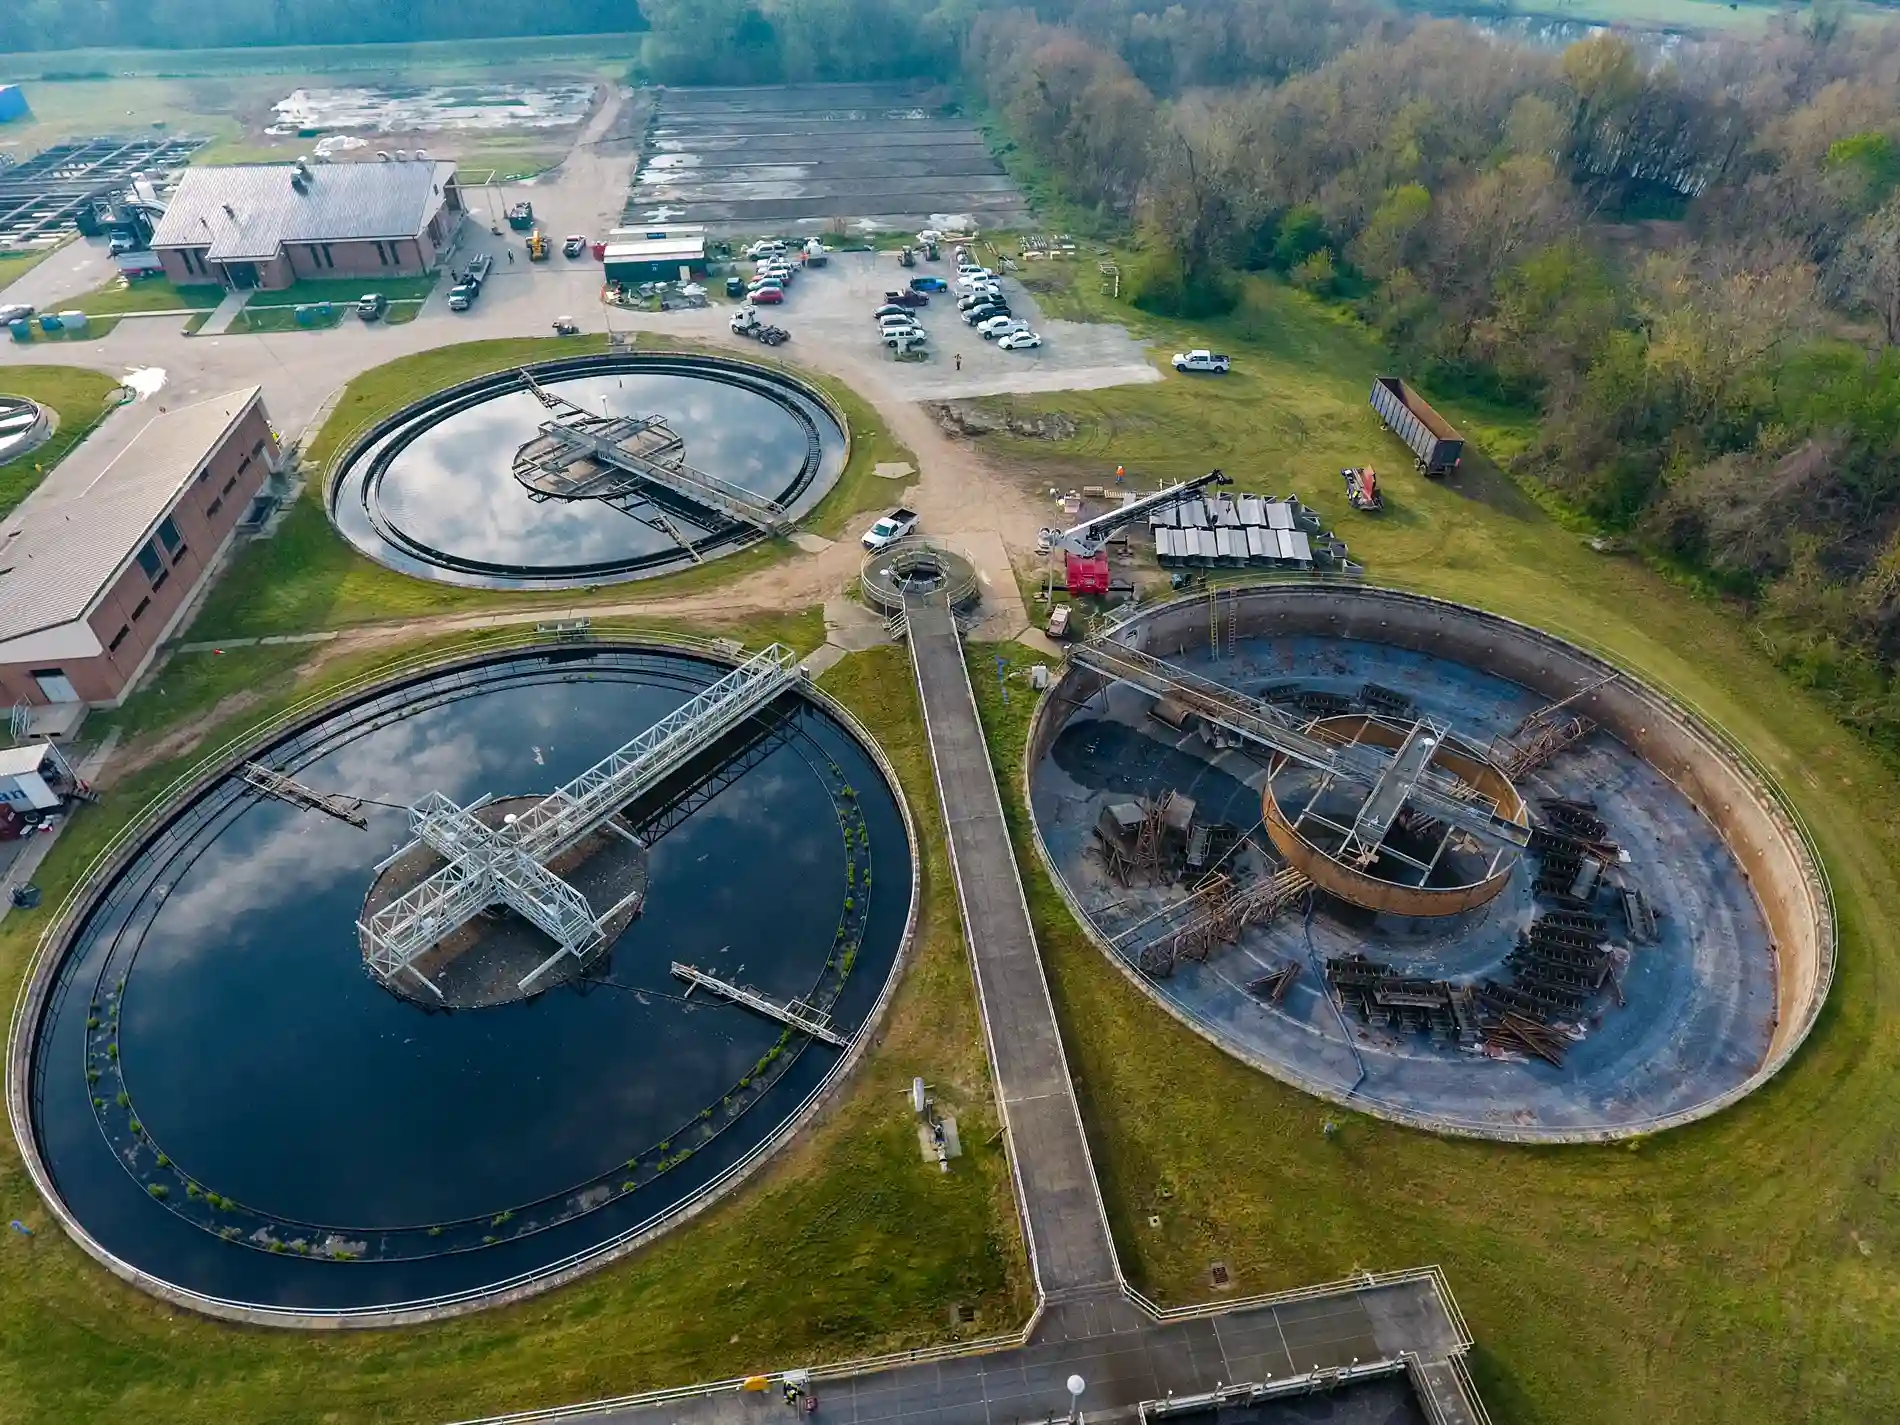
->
<box><xmin>358</xmin><ymin>643</ymin><xmax>804</xmax><ymax>1001</ymax></box>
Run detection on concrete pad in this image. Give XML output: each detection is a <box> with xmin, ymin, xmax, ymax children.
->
<box><xmin>936</xmin><ymin>527</ymin><xmax>1029</xmax><ymax>640</ymax></box>
<box><xmin>874</xmin><ymin>461</ymin><xmax>915</xmax><ymax>480</ymax></box>
<box><xmin>790</xmin><ymin>531</ymin><xmax>835</xmax><ymax>553</ymax></box>
<box><xmin>801</xmin><ymin>642</ymin><xmax>848</xmax><ymax>678</ymax></box>
<box><xmin>823</xmin><ymin>597</ymin><xmax>889</xmax><ymax>653</ymax></box>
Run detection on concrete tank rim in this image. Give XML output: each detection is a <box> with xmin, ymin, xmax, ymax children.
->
<box><xmin>1020</xmin><ymin>582</ymin><xmax>1837</xmax><ymax>1146</ymax></box>
<box><xmin>3</xmin><ymin>632</ymin><xmax>922</xmax><ymax>1328</ymax></box>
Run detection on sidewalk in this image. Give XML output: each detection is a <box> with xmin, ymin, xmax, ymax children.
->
<box><xmin>196</xmin><ymin>288</ymin><xmax>254</xmax><ymax>336</ymax></box>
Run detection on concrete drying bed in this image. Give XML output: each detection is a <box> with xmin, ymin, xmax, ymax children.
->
<box><xmin>1026</xmin><ymin>586</ymin><xmax>1834</xmax><ymax>1142</ymax></box>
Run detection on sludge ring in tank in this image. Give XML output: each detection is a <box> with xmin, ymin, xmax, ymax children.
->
<box><xmin>327</xmin><ymin>354</ymin><xmax>849</xmax><ymax>589</ymax></box>
<box><xmin>1028</xmin><ymin>586</ymin><xmax>1833</xmax><ymax>1142</ymax></box>
<box><xmin>9</xmin><ymin>642</ymin><xmax>914</xmax><ymax>1323</ymax></box>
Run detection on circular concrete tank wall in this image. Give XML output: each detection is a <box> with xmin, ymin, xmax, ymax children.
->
<box><xmin>7</xmin><ymin>638</ymin><xmax>918</xmax><ymax>1325</ymax></box>
<box><xmin>1027</xmin><ymin>585</ymin><xmax>1833</xmax><ymax>1143</ymax></box>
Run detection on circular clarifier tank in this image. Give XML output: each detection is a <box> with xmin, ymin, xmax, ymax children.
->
<box><xmin>1028</xmin><ymin>586</ymin><xmax>1833</xmax><ymax>1142</ymax></box>
<box><xmin>328</xmin><ymin>354</ymin><xmax>848</xmax><ymax>589</ymax></box>
<box><xmin>14</xmin><ymin>643</ymin><xmax>913</xmax><ymax>1322</ymax></box>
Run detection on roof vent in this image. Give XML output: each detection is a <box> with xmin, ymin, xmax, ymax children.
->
<box><xmin>222</xmin><ymin>203</ymin><xmax>236</xmax><ymax>218</ymax></box>
<box><xmin>290</xmin><ymin>172</ymin><xmax>308</xmax><ymax>194</ymax></box>
<box><xmin>395</xmin><ymin>150</ymin><xmax>410</xmax><ymax>162</ymax></box>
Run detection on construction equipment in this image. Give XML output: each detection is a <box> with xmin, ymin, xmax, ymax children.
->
<box><xmin>898</xmin><ymin>245</ymin><xmax>916</xmax><ymax>268</ymax></box>
<box><xmin>1343</xmin><ymin>466</ymin><xmax>1383</xmax><ymax>512</ymax></box>
<box><xmin>525</xmin><ymin>229</ymin><xmax>550</xmax><ymax>261</ymax></box>
<box><xmin>1045</xmin><ymin>468</ymin><xmax>1234</xmax><ymax>595</ymax></box>
<box><xmin>1370</xmin><ymin>377</ymin><xmax>1463</xmax><ymax>476</ymax></box>
<box><xmin>506</xmin><ymin>201</ymin><xmax>535</xmax><ymax>231</ymax></box>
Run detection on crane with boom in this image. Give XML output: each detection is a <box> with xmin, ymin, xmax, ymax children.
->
<box><xmin>1041</xmin><ymin>469</ymin><xmax>1233</xmax><ymax>594</ymax></box>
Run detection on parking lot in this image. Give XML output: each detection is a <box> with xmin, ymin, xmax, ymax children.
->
<box><xmin>734</xmin><ymin>250</ymin><xmax>1158</xmax><ymax>402</ymax></box>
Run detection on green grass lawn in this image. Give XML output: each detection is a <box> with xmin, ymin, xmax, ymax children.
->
<box><xmin>951</xmin><ymin>266</ymin><xmax>1900</xmax><ymax>1425</ymax></box>
<box><xmin>0</xmin><ymin>626</ymin><xmax>1028</xmax><ymax>1425</ymax></box>
<box><xmin>0</xmin><ymin>364</ymin><xmax>123</xmax><ymax>516</ymax></box>
<box><xmin>0</xmin><ymin>248</ymin><xmax>56</xmax><ymax>292</ymax></box>
<box><xmin>187</xmin><ymin>333</ymin><xmax>914</xmax><ymax>639</ymax></box>
<box><xmin>60</xmin><ymin>275</ymin><xmax>223</xmax><ymax>316</ymax></box>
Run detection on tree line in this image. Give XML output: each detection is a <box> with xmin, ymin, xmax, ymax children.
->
<box><xmin>2</xmin><ymin>0</ymin><xmax>645</xmax><ymax>52</ymax></box>
<box><xmin>969</xmin><ymin>4</ymin><xmax>1900</xmax><ymax>747</ymax></box>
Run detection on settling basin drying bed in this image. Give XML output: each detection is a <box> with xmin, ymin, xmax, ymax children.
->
<box><xmin>1029</xmin><ymin>587</ymin><xmax>1832</xmax><ymax>1142</ymax></box>
<box><xmin>14</xmin><ymin>644</ymin><xmax>913</xmax><ymax>1321</ymax></box>
<box><xmin>329</xmin><ymin>354</ymin><xmax>847</xmax><ymax>589</ymax></box>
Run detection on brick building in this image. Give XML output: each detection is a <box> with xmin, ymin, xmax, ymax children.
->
<box><xmin>0</xmin><ymin>388</ymin><xmax>278</xmax><ymax>709</ymax></box>
<box><xmin>150</xmin><ymin>160</ymin><xmax>461</xmax><ymax>291</ymax></box>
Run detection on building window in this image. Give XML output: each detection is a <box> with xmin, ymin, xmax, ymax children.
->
<box><xmin>222</xmin><ymin>474</ymin><xmax>238</xmax><ymax>495</ymax></box>
<box><xmin>196</xmin><ymin>465</ymin><xmax>210</xmax><ymax>484</ymax></box>
<box><xmin>206</xmin><ymin>496</ymin><xmax>223</xmax><ymax>518</ymax></box>
<box><xmin>170</xmin><ymin>543</ymin><xmax>188</xmax><ymax>564</ymax></box>
<box><xmin>137</xmin><ymin>541</ymin><xmax>163</xmax><ymax>581</ymax></box>
<box><xmin>321</xmin><ymin>244</ymin><xmax>334</xmax><ymax>268</ymax></box>
<box><xmin>108</xmin><ymin>626</ymin><xmax>129</xmax><ymax>653</ymax></box>
<box><xmin>158</xmin><ymin>516</ymin><xmax>182</xmax><ymax>555</ymax></box>
<box><xmin>132</xmin><ymin>596</ymin><xmax>151</xmax><ymax>621</ymax></box>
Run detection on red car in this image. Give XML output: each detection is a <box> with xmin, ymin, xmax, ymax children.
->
<box><xmin>750</xmin><ymin>286</ymin><xmax>784</xmax><ymax>305</ymax></box>
<box><xmin>883</xmin><ymin>289</ymin><xmax>929</xmax><ymax>307</ymax></box>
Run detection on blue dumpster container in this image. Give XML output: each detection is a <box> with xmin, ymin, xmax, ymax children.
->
<box><xmin>8</xmin><ymin>319</ymin><xmax>30</xmax><ymax>343</ymax></box>
<box><xmin>37</xmin><ymin>314</ymin><xmax>61</xmax><ymax>333</ymax></box>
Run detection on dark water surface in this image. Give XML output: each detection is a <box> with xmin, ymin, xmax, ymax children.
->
<box><xmin>331</xmin><ymin>366</ymin><xmax>847</xmax><ymax>587</ymax></box>
<box><xmin>31</xmin><ymin>651</ymin><xmax>908</xmax><ymax>1311</ymax></box>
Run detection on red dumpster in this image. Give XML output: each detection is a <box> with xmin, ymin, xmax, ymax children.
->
<box><xmin>591</xmin><ymin>241</ymin><xmax>606</xmax><ymax>260</ymax></box>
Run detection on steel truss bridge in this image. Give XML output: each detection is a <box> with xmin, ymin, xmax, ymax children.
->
<box><xmin>1068</xmin><ymin>637</ymin><xmax>1530</xmax><ymax>870</ymax></box>
<box><xmin>510</xmin><ymin>370</ymin><xmax>795</xmax><ymax>540</ymax></box>
<box><xmin>359</xmin><ymin>644</ymin><xmax>805</xmax><ymax>998</ymax></box>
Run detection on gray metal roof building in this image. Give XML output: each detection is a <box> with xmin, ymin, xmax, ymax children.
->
<box><xmin>152</xmin><ymin>161</ymin><xmax>458</xmax><ymax>261</ymax></box>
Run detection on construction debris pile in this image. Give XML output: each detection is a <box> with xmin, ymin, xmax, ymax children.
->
<box><xmin>1149</xmin><ymin>491</ymin><xmax>1359</xmax><ymax>571</ymax></box>
<box><xmin>1090</xmin><ymin>789</ymin><xmax>1312</xmax><ymax>981</ymax></box>
<box><xmin>1325</xmin><ymin>792</ymin><xmax>1663</xmax><ymax>1069</ymax></box>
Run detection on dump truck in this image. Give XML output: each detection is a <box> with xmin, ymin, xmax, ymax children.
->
<box><xmin>1370</xmin><ymin>377</ymin><xmax>1463</xmax><ymax>476</ymax></box>
<box><xmin>506</xmin><ymin>201</ymin><xmax>535</xmax><ymax>231</ymax></box>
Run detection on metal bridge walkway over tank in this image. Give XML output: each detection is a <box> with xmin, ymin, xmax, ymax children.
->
<box><xmin>359</xmin><ymin>643</ymin><xmax>804</xmax><ymax>997</ymax></box>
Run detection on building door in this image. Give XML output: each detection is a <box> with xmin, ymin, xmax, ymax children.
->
<box><xmin>225</xmin><ymin>261</ymin><xmax>258</xmax><ymax>290</ymax></box>
<box><xmin>31</xmin><ymin>668</ymin><xmax>78</xmax><ymax>703</ymax></box>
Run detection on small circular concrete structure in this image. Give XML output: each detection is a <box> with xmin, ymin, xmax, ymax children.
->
<box><xmin>1262</xmin><ymin>714</ymin><xmax>1527</xmax><ymax>918</ymax></box>
<box><xmin>1028</xmin><ymin>584</ymin><xmax>1834</xmax><ymax>1142</ymax></box>
<box><xmin>7</xmin><ymin>636</ymin><xmax>919</xmax><ymax>1325</ymax></box>
<box><xmin>327</xmin><ymin>353</ymin><xmax>849</xmax><ymax>589</ymax></box>
<box><xmin>859</xmin><ymin>538</ymin><xmax>980</xmax><ymax>617</ymax></box>
<box><xmin>0</xmin><ymin>394</ymin><xmax>51</xmax><ymax>464</ymax></box>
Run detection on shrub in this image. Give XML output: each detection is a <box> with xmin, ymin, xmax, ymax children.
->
<box><xmin>147</xmin><ymin>1184</ymin><xmax>168</xmax><ymax>1200</ymax></box>
<box><xmin>115</xmin><ymin>1092</ymin><xmax>128</xmax><ymax>1108</ymax></box>
<box><xmin>155</xmin><ymin>1153</ymin><xmax>170</xmax><ymax>1168</ymax></box>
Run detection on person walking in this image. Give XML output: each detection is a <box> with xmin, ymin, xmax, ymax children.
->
<box><xmin>954</xmin><ymin>352</ymin><xmax>962</xmax><ymax>371</ymax></box>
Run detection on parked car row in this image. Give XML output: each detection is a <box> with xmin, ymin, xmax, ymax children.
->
<box><xmin>953</xmin><ymin>258</ymin><xmax>1040</xmax><ymax>352</ymax></box>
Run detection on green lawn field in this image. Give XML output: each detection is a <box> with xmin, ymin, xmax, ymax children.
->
<box><xmin>955</xmin><ymin>264</ymin><xmax>1900</xmax><ymax>1425</ymax></box>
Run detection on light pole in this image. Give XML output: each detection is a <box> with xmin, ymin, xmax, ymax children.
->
<box><xmin>1067</xmin><ymin>1374</ymin><xmax>1086</xmax><ymax>1425</ymax></box>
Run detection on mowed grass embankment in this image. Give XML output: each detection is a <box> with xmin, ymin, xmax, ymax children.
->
<box><xmin>189</xmin><ymin>333</ymin><xmax>912</xmax><ymax>639</ymax></box>
<box><xmin>963</xmin><ymin>266</ymin><xmax>1900</xmax><ymax>1425</ymax></box>
<box><xmin>0</xmin><ymin>364</ymin><xmax>124</xmax><ymax>516</ymax></box>
<box><xmin>0</xmin><ymin>624</ymin><xmax>1028</xmax><ymax>1425</ymax></box>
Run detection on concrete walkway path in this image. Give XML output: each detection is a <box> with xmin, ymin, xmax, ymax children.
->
<box><xmin>195</xmin><ymin>288</ymin><xmax>253</xmax><ymax>336</ymax></box>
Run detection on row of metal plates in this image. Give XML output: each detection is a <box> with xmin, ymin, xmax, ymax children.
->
<box><xmin>1150</xmin><ymin>494</ymin><xmax>1306</xmax><ymax>530</ymax></box>
<box><xmin>1154</xmin><ymin>525</ymin><xmax>1313</xmax><ymax>563</ymax></box>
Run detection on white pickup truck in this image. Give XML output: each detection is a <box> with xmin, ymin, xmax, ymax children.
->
<box><xmin>862</xmin><ymin>507</ymin><xmax>919</xmax><ymax>550</ymax></box>
<box><xmin>1172</xmin><ymin>349</ymin><xmax>1232</xmax><ymax>374</ymax></box>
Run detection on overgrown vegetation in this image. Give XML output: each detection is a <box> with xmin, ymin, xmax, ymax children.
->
<box><xmin>0</xmin><ymin>628</ymin><xmax>1025</xmax><ymax>1424</ymax></box>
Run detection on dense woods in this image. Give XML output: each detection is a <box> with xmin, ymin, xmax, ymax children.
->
<box><xmin>1</xmin><ymin>0</ymin><xmax>643</xmax><ymax>51</ymax></box>
<box><xmin>965</xmin><ymin>3</ymin><xmax>1900</xmax><ymax>743</ymax></box>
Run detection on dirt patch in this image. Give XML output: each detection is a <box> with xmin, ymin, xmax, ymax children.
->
<box><xmin>926</xmin><ymin>401</ymin><xmax>1078</xmax><ymax>443</ymax></box>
